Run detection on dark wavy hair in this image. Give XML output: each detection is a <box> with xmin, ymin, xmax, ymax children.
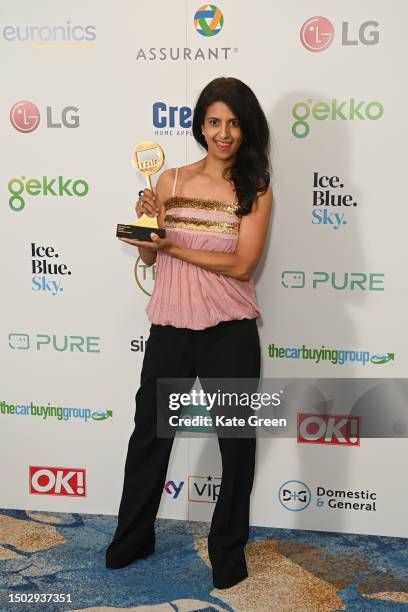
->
<box><xmin>192</xmin><ymin>77</ymin><xmax>271</xmax><ymax>216</ymax></box>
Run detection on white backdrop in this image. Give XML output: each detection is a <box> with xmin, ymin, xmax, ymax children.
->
<box><xmin>1</xmin><ymin>0</ymin><xmax>407</xmax><ymax>538</ymax></box>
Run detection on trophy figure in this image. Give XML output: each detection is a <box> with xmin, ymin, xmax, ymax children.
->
<box><xmin>116</xmin><ymin>141</ymin><xmax>166</xmax><ymax>241</ymax></box>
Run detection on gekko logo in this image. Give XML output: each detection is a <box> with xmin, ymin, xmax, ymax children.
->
<box><xmin>188</xmin><ymin>475</ymin><xmax>221</xmax><ymax>503</ymax></box>
<box><xmin>194</xmin><ymin>5</ymin><xmax>224</xmax><ymax>37</ymax></box>
<box><xmin>279</xmin><ymin>480</ymin><xmax>311</xmax><ymax>511</ymax></box>
<box><xmin>268</xmin><ymin>343</ymin><xmax>395</xmax><ymax>367</ymax></box>
<box><xmin>300</xmin><ymin>16</ymin><xmax>380</xmax><ymax>52</ymax></box>
<box><xmin>10</xmin><ymin>101</ymin><xmax>79</xmax><ymax>132</ymax></box>
<box><xmin>134</xmin><ymin>256</ymin><xmax>156</xmax><ymax>296</ymax></box>
<box><xmin>152</xmin><ymin>102</ymin><xmax>193</xmax><ymax>136</ymax></box>
<box><xmin>31</xmin><ymin>242</ymin><xmax>71</xmax><ymax>296</ymax></box>
<box><xmin>281</xmin><ymin>271</ymin><xmax>385</xmax><ymax>291</ymax></box>
<box><xmin>8</xmin><ymin>333</ymin><xmax>100</xmax><ymax>353</ymax></box>
<box><xmin>1</xmin><ymin>21</ymin><xmax>96</xmax><ymax>47</ymax></box>
<box><xmin>8</xmin><ymin>175</ymin><xmax>89</xmax><ymax>212</ymax></box>
<box><xmin>311</xmin><ymin>172</ymin><xmax>358</xmax><ymax>230</ymax></box>
<box><xmin>297</xmin><ymin>414</ymin><xmax>360</xmax><ymax>446</ymax></box>
<box><xmin>292</xmin><ymin>98</ymin><xmax>384</xmax><ymax>139</ymax></box>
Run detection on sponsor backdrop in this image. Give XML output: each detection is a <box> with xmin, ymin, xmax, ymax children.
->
<box><xmin>1</xmin><ymin>1</ymin><xmax>407</xmax><ymax>537</ymax></box>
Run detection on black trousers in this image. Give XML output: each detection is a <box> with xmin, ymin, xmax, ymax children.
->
<box><xmin>106</xmin><ymin>317</ymin><xmax>260</xmax><ymax>589</ymax></box>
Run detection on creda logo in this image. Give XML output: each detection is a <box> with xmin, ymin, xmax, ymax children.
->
<box><xmin>194</xmin><ymin>5</ymin><xmax>224</xmax><ymax>37</ymax></box>
<box><xmin>292</xmin><ymin>98</ymin><xmax>384</xmax><ymax>138</ymax></box>
<box><xmin>8</xmin><ymin>176</ymin><xmax>89</xmax><ymax>212</ymax></box>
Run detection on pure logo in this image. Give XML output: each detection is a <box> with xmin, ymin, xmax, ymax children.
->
<box><xmin>292</xmin><ymin>98</ymin><xmax>384</xmax><ymax>138</ymax></box>
<box><xmin>281</xmin><ymin>271</ymin><xmax>385</xmax><ymax>291</ymax></box>
<box><xmin>8</xmin><ymin>333</ymin><xmax>100</xmax><ymax>353</ymax></box>
<box><xmin>8</xmin><ymin>176</ymin><xmax>89</xmax><ymax>212</ymax></box>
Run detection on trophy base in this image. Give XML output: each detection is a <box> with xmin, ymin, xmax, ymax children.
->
<box><xmin>116</xmin><ymin>224</ymin><xmax>166</xmax><ymax>241</ymax></box>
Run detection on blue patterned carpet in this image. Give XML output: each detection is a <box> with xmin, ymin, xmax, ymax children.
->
<box><xmin>0</xmin><ymin>508</ymin><xmax>407</xmax><ymax>611</ymax></box>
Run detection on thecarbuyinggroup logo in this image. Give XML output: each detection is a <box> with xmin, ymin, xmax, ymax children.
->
<box><xmin>8</xmin><ymin>175</ymin><xmax>89</xmax><ymax>212</ymax></box>
<box><xmin>1</xmin><ymin>21</ymin><xmax>96</xmax><ymax>48</ymax></box>
<box><xmin>292</xmin><ymin>98</ymin><xmax>384</xmax><ymax>138</ymax></box>
<box><xmin>136</xmin><ymin>4</ymin><xmax>237</xmax><ymax>61</ymax></box>
<box><xmin>0</xmin><ymin>399</ymin><xmax>112</xmax><ymax>423</ymax></box>
<box><xmin>194</xmin><ymin>5</ymin><xmax>224</xmax><ymax>36</ymax></box>
<box><xmin>268</xmin><ymin>343</ymin><xmax>394</xmax><ymax>366</ymax></box>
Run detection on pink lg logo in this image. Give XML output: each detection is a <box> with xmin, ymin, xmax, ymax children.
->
<box><xmin>300</xmin><ymin>16</ymin><xmax>334</xmax><ymax>52</ymax></box>
<box><xmin>10</xmin><ymin>100</ymin><xmax>40</xmax><ymax>132</ymax></box>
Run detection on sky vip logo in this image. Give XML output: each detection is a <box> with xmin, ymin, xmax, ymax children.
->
<box><xmin>281</xmin><ymin>271</ymin><xmax>385</xmax><ymax>291</ymax></box>
<box><xmin>300</xmin><ymin>16</ymin><xmax>379</xmax><ymax>52</ymax></box>
<box><xmin>134</xmin><ymin>256</ymin><xmax>156</xmax><ymax>296</ymax></box>
<box><xmin>8</xmin><ymin>333</ymin><xmax>100</xmax><ymax>353</ymax></box>
<box><xmin>297</xmin><ymin>414</ymin><xmax>360</xmax><ymax>446</ymax></box>
<box><xmin>163</xmin><ymin>480</ymin><xmax>184</xmax><ymax>499</ymax></box>
<box><xmin>292</xmin><ymin>98</ymin><xmax>384</xmax><ymax>138</ymax></box>
<box><xmin>137</xmin><ymin>4</ymin><xmax>238</xmax><ymax>61</ymax></box>
<box><xmin>31</xmin><ymin>242</ymin><xmax>71</xmax><ymax>296</ymax></box>
<box><xmin>8</xmin><ymin>176</ymin><xmax>89</xmax><ymax>212</ymax></box>
<box><xmin>312</xmin><ymin>172</ymin><xmax>358</xmax><ymax>230</ymax></box>
<box><xmin>152</xmin><ymin>102</ymin><xmax>193</xmax><ymax>136</ymax></box>
<box><xmin>10</xmin><ymin>101</ymin><xmax>79</xmax><ymax>133</ymax></box>
<box><xmin>29</xmin><ymin>466</ymin><xmax>86</xmax><ymax>497</ymax></box>
<box><xmin>188</xmin><ymin>475</ymin><xmax>221</xmax><ymax>503</ymax></box>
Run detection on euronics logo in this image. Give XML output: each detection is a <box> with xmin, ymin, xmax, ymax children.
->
<box><xmin>268</xmin><ymin>343</ymin><xmax>394</xmax><ymax>366</ymax></box>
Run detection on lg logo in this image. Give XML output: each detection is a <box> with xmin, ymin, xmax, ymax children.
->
<box><xmin>10</xmin><ymin>100</ymin><xmax>80</xmax><ymax>132</ymax></box>
<box><xmin>301</xmin><ymin>16</ymin><xmax>379</xmax><ymax>52</ymax></box>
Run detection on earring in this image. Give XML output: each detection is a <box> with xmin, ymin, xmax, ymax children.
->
<box><xmin>201</xmin><ymin>130</ymin><xmax>205</xmax><ymax>136</ymax></box>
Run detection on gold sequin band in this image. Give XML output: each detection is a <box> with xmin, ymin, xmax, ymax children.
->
<box><xmin>165</xmin><ymin>214</ymin><xmax>239</xmax><ymax>235</ymax></box>
<box><xmin>165</xmin><ymin>196</ymin><xmax>239</xmax><ymax>216</ymax></box>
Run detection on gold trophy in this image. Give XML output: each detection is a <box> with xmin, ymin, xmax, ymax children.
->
<box><xmin>116</xmin><ymin>141</ymin><xmax>166</xmax><ymax>241</ymax></box>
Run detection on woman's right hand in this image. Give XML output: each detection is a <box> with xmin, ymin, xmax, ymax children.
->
<box><xmin>135</xmin><ymin>188</ymin><xmax>160</xmax><ymax>219</ymax></box>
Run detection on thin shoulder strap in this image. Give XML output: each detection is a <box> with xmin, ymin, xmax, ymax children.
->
<box><xmin>172</xmin><ymin>167</ymin><xmax>179</xmax><ymax>197</ymax></box>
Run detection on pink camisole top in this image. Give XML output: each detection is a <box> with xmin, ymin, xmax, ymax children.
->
<box><xmin>146</xmin><ymin>168</ymin><xmax>261</xmax><ymax>330</ymax></box>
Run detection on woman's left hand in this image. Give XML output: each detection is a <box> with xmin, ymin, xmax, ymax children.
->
<box><xmin>118</xmin><ymin>233</ymin><xmax>173</xmax><ymax>252</ymax></box>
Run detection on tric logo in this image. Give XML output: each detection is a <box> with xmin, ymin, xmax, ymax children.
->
<box><xmin>194</xmin><ymin>5</ymin><xmax>224</xmax><ymax>37</ymax></box>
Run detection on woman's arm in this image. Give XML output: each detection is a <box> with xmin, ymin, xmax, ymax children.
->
<box><xmin>135</xmin><ymin>169</ymin><xmax>175</xmax><ymax>266</ymax></box>
<box><xmin>166</xmin><ymin>186</ymin><xmax>273</xmax><ymax>281</ymax></box>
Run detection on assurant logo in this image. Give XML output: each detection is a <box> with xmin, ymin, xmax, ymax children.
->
<box><xmin>194</xmin><ymin>5</ymin><xmax>224</xmax><ymax>37</ymax></box>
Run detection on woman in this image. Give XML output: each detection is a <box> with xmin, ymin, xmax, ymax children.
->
<box><xmin>106</xmin><ymin>77</ymin><xmax>272</xmax><ymax>589</ymax></box>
